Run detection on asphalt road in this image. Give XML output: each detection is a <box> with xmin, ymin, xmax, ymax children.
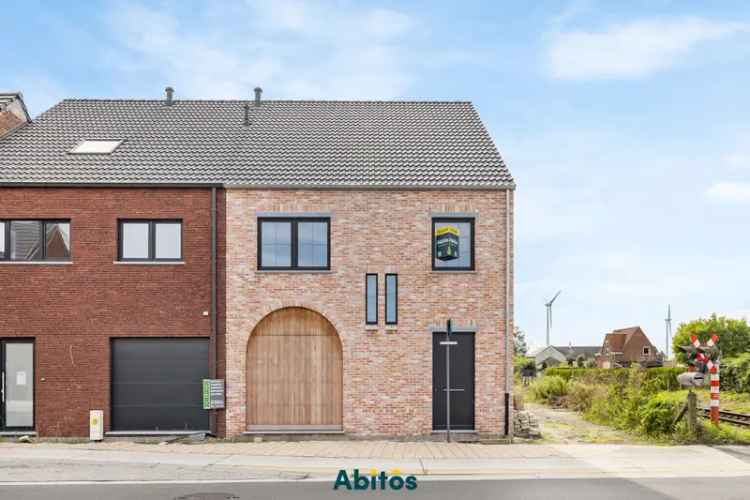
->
<box><xmin>1</xmin><ymin>477</ymin><xmax>749</xmax><ymax>500</ymax></box>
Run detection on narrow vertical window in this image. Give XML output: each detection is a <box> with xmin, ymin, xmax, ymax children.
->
<box><xmin>0</xmin><ymin>222</ymin><xmax>5</xmax><ymax>259</ymax></box>
<box><xmin>385</xmin><ymin>274</ymin><xmax>398</xmax><ymax>325</ymax></box>
<box><xmin>366</xmin><ymin>273</ymin><xmax>378</xmax><ymax>325</ymax></box>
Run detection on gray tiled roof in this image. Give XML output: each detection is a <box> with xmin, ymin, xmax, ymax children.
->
<box><xmin>0</xmin><ymin>99</ymin><xmax>513</xmax><ymax>188</ymax></box>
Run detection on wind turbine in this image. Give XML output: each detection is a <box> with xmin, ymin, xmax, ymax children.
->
<box><xmin>545</xmin><ymin>290</ymin><xmax>562</xmax><ymax>346</ymax></box>
<box><xmin>665</xmin><ymin>305</ymin><xmax>672</xmax><ymax>359</ymax></box>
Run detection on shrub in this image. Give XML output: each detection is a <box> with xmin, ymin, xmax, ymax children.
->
<box><xmin>640</xmin><ymin>367</ymin><xmax>683</xmax><ymax>394</ymax></box>
<box><xmin>637</xmin><ymin>391</ymin><xmax>683</xmax><ymax>436</ymax></box>
<box><xmin>529</xmin><ymin>375</ymin><xmax>568</xmax><ymax>405</ymax></box>
<box><xmin>566</xmin><ymin>381</ymin><xmax>600</xmax><ymax>412</ymax></box>
<box><xmin>721</xmin><ymin>354</ymin><xmax>750</xmax><ymax>393</ymax></box>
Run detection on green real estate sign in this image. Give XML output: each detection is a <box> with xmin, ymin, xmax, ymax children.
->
<box><xmin>202</xmin><ymin>379</ymin><xmax>225</xmax><ymax>410</ymax></box>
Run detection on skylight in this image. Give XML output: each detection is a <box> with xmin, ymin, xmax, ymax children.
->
<box><xmin>69</xmin><ymin>139</ymin><xmax>123</xmax><ymax>154</ymax></box>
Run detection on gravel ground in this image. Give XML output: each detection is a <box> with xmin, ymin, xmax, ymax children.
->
<box><xmin>524</xmin><ymin>402</ymin><xmax>641</xmax><ymax>444</ymax></box>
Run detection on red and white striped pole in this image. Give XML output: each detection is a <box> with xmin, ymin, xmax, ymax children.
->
<box><xmin>706</xmin><ymin>334</ymin><xmax>720</xmax><ymax>425</ymax></box>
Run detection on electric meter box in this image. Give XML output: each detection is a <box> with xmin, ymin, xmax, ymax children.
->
<box><xmin>435</xmin><ymin>226</ymin><xmax>460</xmax><ymax>261</ymax></box>
<box><xmin>89</xmin><ymin>410</ymin><xmax>104</xmax><ymax>441</ymax></box>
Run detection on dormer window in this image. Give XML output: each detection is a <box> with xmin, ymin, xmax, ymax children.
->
<box><xmin>69</xmin><ymin>139</ymin><xmax>123</xmax><ymax>154</ymax></box>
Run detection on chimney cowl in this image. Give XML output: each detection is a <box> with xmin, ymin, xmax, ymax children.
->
<box><xmin>254</xmin><ymin>87</ymin><xmax>262</xmax><ymax>107</ymax></box>
<box><xmin>165</xmin><ymin>86</ymin><xmax>174</xmax><ymax>106</ymax></box>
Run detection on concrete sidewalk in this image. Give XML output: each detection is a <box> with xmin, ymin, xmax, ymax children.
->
<box><xmin>0</xmin><ymin>442</ymin><xmax>748</xmax><ymax>482</ymax></box>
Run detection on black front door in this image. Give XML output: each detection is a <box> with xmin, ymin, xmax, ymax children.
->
<box><xmin>1</xmin><ymin>340</ymin><xmax>35</xmax><ymax>431</ymax></box>
<box><xmin>432</xmin><ymin>332</ymin><xmax>475</xmax><ymax>430</ymax></box>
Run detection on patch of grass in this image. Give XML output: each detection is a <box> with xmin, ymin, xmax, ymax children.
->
<box><xmin>673</xmin><ymin>420</ymin><xmax>750</xmax><ymax>445</ymax></box>
<box><xmin>528</xmin><ymin>375</ymin><xmax>568</xmax><ymax>405</ymax></box>
<box><xmin>696</xmin><ymin>389</ymin><xmax>750</xmax><ymax>414</ymax></box>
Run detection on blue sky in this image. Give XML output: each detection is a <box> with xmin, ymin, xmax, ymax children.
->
<box><xmin>5</xmin><ymin>0</ymin><xmax>750</xmax><ymax>352</ymax></box>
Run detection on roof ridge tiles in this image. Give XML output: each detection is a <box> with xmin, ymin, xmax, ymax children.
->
<box><xmin>60</xmin><ymin>98</ymin><xmax>474</xmax><ymax>105</ymax></box>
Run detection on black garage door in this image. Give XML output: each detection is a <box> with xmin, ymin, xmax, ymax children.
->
<box><xmin>111</xmin><ymin>338</ymin><xmax>209</xmax><ymax>431</ymax></box>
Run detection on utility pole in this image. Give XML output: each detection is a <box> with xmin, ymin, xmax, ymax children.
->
<box><xmin>665</xmin><ymin>305</ymin><xmax>672</xmax><ymax>359</ymax></box>
<box><xmin>545</xmin><ymin>290</ymin><xmax>562</xmax><ymax>346</ymax></box>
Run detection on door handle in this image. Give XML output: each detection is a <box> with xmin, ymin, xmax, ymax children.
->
<box><xmin>443</xmin><ymin>388</ymin><xmax>464</xmax><ymax>392</ymax></box>
<box><xmin>1</xmin><ymin>372</ymin><xmax>4</xmax><ymax>403</ymax></box>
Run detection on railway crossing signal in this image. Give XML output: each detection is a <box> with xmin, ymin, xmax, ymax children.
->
<box><xmin>679</xmin><ymin>334</ymin><xmax>720</xmax><ymax>425</ymax></box>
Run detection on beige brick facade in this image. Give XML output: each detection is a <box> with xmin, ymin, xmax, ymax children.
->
<box><xmin>224</xmin><ymin>188</ymin><xmax>513</xmax><ymax>437</ymax></box>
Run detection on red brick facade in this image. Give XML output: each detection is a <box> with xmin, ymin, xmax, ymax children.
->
<box><xmin>0</xmin><ymin>187</ymin><xmax>224</xmax><ymax>436</ymax></box>
<box><xmin>225</xmin><ymin>188</ymin><xmax>514</xmax><ymax>438</ymax></box>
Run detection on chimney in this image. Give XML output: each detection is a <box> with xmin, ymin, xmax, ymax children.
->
<box><xmin>0</xmin><ymin>91</ymin><xmax>31</xmax><ymax>137</ymax></box>
<box><xmin>254</xmin><ymin>87</ymin><xmax>262</xmax><ymax>107</ymax></box>
<box><xmin>165</xmin><ymin>86</ymin><xmax>174</xmax><ymax>106</ymax></box>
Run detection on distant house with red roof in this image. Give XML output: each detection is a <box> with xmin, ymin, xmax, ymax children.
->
<box><xmin>596</xmin><ymin>326</ymin><xmax>660</xmax><ymax>368</ymax></box>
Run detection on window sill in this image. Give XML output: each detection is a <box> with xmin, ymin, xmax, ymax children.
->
<box><xmin>385</xmin><ymin>325</ymin><xmax>398</xmax><ymax>332</ymax></box>
<box><xmin>256</xmin><ymin>270</ymin><xmax>334</xmax><ymax>274</ymax></box>
<box><xmin>364</xmin><ymin>324</ymin><xmax>379</xmax><ymax>331</ymax></box>
<box><xmin>0</xmin><ymin>261</ymin><xmax>72</xmax><ymax>265</ymax></box>
<box><xmin>430</xmin><ymin>270</ymin><xmax>477</xmax><ymax>274</ymax></box>
<box><xmin>113</xmin><ymin>261</ymin><xmax>185</xmax><ymax>265</ymax></box>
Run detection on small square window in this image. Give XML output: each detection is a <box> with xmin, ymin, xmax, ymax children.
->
<box><xmin>432</xmin><ymin>218</ymin><xmax>474</xmax><ymax>270</ymax></box>
<box><xmin>44</xmin><ymin>222</ymin><xmax>71</xmax><ymax>260</ymax></box>
<box><xmin>10</xmin><ymin>221</ymin><xmax>43</xmax><ymax>260</ymax></box>
<box><xmin>643</xmin><ymin>346</ymin><xmax>650</xmax><ymax>355</ymax></box>
<box><xmin>119</xmin><ymin>220</ymin><xmax>182</xmax><ymax>261</ymax></box>
<box><xmin>70</xmin><ymin>139</ymin><xmax>123</xmax><ymax>154</ymax></box>
<box><xmin>258</xmin><ymin>217</ymin><xmax>330</xmax><ymax>270</ymax></box>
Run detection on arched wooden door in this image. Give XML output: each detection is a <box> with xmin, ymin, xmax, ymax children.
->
<box><xmin>247</xmin><ymin>307</ymin><xmax>343</xmax><ymax>430</ymax></box>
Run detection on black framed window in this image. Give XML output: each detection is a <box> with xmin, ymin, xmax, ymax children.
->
<box><xmin>258</xmin><ymin>217</ymin><xmax>330</xmax><ymax>270</ymax></box>
<box><xmin>385</xmin><ymin>273</ymin><xmax>398</xmax><ymax>325</ymax></box>
<box><xmin>118</xmin><ymin>220</ymin><xmax>182</xmax><ymax>261</ymax></box>
<box><xmin>432</xmin><ymin>218</ymin><xmax>475</xmax><ymax>271</ymax></box>
<box><xmin>0</xmin><ymin>220</ymin><xmax>71</xmax><ymax>261</ymax></box>
<box><xmin>366</xmin><ymin>273</ymin><xmax>378</xmax><ymax>325</ymax></box>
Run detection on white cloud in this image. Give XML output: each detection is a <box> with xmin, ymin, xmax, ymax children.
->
<box><xmin>106</xmin><ymin>1</ymin><xmax>418</xmax><ymax>100</ymax></box>
<box><xmin>706</xmin><ymin>181</ymin><xmax>750</xmax><ymax>202</ymax></box>
<box><xmin>546</xmin><ymin>17</ymin><xmax>748</xmax><ymax>80</ymax></box>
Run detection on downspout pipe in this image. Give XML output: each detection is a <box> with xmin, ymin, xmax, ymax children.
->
<box><xmin>504</xmin><ymin>189</ymin><xmax>513</xmax><ymax>439</ymax></box>
<box><xmin>209</xmin><ymin>187</ymin><xmax>218</xmax><ymax>436</ymax></box>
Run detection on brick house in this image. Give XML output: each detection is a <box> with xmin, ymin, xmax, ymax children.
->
<box><xmin>0</xmin><ymin>92</ymin><xmax>31</xmax><ymax>137</ymax></box>
<box><xmin>596</xmin><ymin>326</ymin><xmax>659</xmax><ymax>368</ymax></box>
<box><xmin>0</xmin><ymin>88</ymin><xmax>514</xmax><ymax>439</ymax></box>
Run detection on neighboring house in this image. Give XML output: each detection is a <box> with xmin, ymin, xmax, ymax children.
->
<box><xmin>0</xmin><ymin>88</ymin><xmax>515</xmax><ymax>439</ymax></box>
<box><xmin>0</xmin><ymin>92</ymin><xmax>31</xmax><ymax>138</ymax></box>
<box><xmin>596</xmin><ymin>326</ymin><xmax>659</xmax><ymax>368</ymax></box>
<box><xmin>531</xmin><ymin>345</ymin><xmax>600</xmax><ymax>369</ymax></box>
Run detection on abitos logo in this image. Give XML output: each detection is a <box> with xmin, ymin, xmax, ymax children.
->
<box><xmin>333</xmin><ymin>468</ymin><xmax>418</xmax><ymax>491</ymax></box>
